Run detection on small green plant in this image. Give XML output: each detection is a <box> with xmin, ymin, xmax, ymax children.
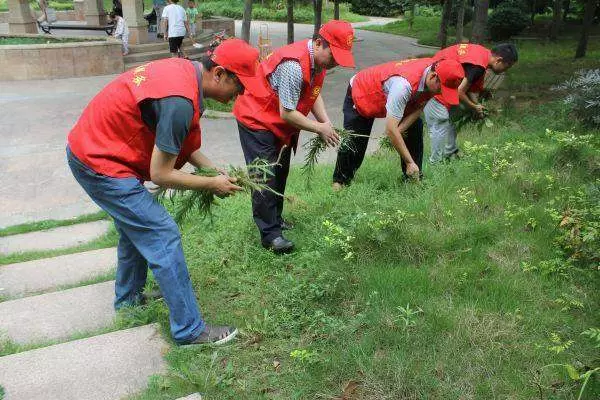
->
<box><xmin>395</xmin><ymin>304</ymin><xmax>423</xmax><ymax>329</ymax></box>
<box><xmin>553</xmin><ymin>69</ymin><xmax>600</xmax><ymax>128</ymax></box>
<box><xmin>554</xmin><ymin>293</ymin><xmax>584</xmax><ymax>312</ymax></box>
<box><xmin>0</xmin><ymin>384</ymin><xmax>4</xmax><ymax>400</ymax></box>
<box><xmin>540</xmin><ymin>363</ymin><xmax>600</xmax><ymax>400</ymax></box>
<box><xmin>322</xmin><ymin>219</ymin><xmax>355</xmax><ymax>260</ymax></box>
<box><xmin>581</xmin><ymin>327</ymin><xmax>600</xmax><ymax>347</ymax></box>
<box><xmin>290</xmin><ymin>349</ymin><xmax>319</xmax><ymax>365</ymax></box>
<box><xmin>546</xmin><ymin>332</ymin><xmax>575</xmax><ymax>354</ymax></box>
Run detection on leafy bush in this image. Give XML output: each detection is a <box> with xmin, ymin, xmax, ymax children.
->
<box><xmin>488</xmin><ymin>6</ymin><xmax>529</xmax><ymax>40</ymax></box>
<box><xmin>554</xmin><ymin>69</ymin><xmax>600</xmax><ymax>128</ymax></box>
<box><xmin>416</xmin><ymin>4</ymin><xmax>442</xmax><ymax>17</ymax></box>
<box><xmin>350</xmin><ymin>0</ymin><xmax>404</xmax><ymax>17</ymax></box>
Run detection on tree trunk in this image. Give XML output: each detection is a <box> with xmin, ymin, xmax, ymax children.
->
<box><xmin>530</xmin><ymin>0</ymin><xmax>537</xmax><ymax>25</ymax></box>
<box><xmin>563</xmin><ymin>0</ymin><xmax>570</xmax><ymax>22</ymax></box>
<box><xmin>313</xmin><ymin>0</ymin><xmax>323</xmax><ymax>36</ymax></box>
<box><xmin>334</xmin><ymin>0</ymin><xmax>340</xmax><ymax>20</ymax></box>
<box><xmin>575</xmin><ymin>0</ymin><xmax>598</xmax><ymax>58</ymax></box>
<box><xmin>287</xmin><ymin>0</ymin><xmax>294</xmax><ymax>44</ymax></box>
<box><xmin>408</xmin><ymin>1</ymin><xmax>417</xmax><ymax>31</ymax></box>
<box><xmin>550</xmin><ymin>0</ymin><xmax>562</xmax><ymax>40</ymax></box>
<box><xmin>437</xmin><ymin>0</ymin><xmax>453</xmax><ymax>48</ymax></box>
<box><xmin>242</xmin><ymin>0</ymin><xmax>252</xmax><ymax>43</ymax></box>
<box><xmin>455</xmin><ymin>0</ymin><xmax>465</xmax><ymax>43</ymax></box>
<box><xmin>471</xmin><ymin>0</ymin><xmax>488</xmax><ymax>43</ymax></box>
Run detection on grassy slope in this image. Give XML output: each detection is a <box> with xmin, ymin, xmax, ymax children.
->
<box><xmin>123</xmin><ymin>40</ymin><xmax>599</xmax><ymax>399</ymax></box>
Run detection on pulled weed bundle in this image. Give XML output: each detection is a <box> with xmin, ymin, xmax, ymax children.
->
<box><xmin>451</xmin><ymin>99</ymin><xmax>496</xmax><ymax>133</ymax></box>
<box><xmin>302</xmin><ymin>127</ymin><xmax>369</xmax><ymax>178</ymax></box>
<box><xmin>156</xmin><ymin>159</ymin><xmax>280</xmax><ymax>224</ymax></box>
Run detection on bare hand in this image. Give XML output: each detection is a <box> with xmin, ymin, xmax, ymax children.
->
<box><xmin>473</xmin><ymin>103</ymin><xmax>485</xmax><ymax>118</ymax></box>
<box><xmin>215</xmin><ymin>167</ymin><xmax>229</xmax><ymax>177</ymax></box>
<box><xmin>405</xmin><ymin>162</ymin><xmax>420</xmax><ymax>180</ymax></box>
<box><xmin>211</xmin><ymin>175</ymin><xmax>242</xmax><ymax>197</ymax></box>
<box><xmin>316</xmin><ymin>122</ymin><xmax>340</xmax><ymax>147</ymax></box>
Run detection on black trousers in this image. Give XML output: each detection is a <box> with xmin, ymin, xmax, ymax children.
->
<box><xmin>332</xmin><ymin>85</ymin><xmax>424</xmax><ymax>185</ymax></box>
<box><xmin>237</xmin><ymin>121</ymin><xmax>292</xmax><ymax>243</ymax></box>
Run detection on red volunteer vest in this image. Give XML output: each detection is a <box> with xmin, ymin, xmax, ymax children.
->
<box><xmin>68</xmin><ymin>58</ymin><xmax>202</xmax><ymax>181</ymax></box>
<box><xmin>433</xmin><ymin>43</ymin><xmax>491</xmax><ymax>107</ymax></box>
<box><xmin>351</xmin><ymin>58</ymin><xmax>435</xmax><ymax>119</ymax></box>
<box><xmin>233</xmin><ymin>40</ymin><xmax>326</xmax><ymax>147</ymax></box>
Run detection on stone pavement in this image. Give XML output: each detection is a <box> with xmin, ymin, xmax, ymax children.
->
<box><xmin>0</xmin><ymin>18</ymin><xmax>432</xmax><ymax>228</ymax></box>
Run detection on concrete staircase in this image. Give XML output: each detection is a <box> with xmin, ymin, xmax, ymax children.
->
<box><xmin>123</xmin><ymin>30</ymin><xmax>215</xmax><ymax>70</ymax></box>
<box><xmin>0</xmin><ymin>220</ymin><xmax>203</xmax><ymax>400</ymax></box>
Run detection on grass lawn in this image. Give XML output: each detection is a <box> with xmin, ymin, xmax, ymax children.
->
<box><xmin>117</xmin><ymin>39</ymin><xmax>598</xmax><ymax>398</ymax></box>
<box><xmin>203</xmin><ymin>98</ymin><xmax>233</xmax><ymax>113</ymax></box>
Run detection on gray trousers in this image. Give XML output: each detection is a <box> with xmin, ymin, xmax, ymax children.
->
<box><xmin>423</xmin><ymin>97</ymin><xmax>459</xmax><ymax>163</ymax></box>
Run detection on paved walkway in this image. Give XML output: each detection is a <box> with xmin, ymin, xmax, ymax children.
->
<box><xmin>0</xmin><ymin>18</ymin><xmax>431</xmax><ymax>228</ymax></box>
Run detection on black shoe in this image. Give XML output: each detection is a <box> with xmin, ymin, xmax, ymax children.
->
<box><xmin>281</xmin><ymin>220</ymin><xmax>294</xmax><ymax>230</ymax></box>
<box><xmin>262</xmin><ymin>236</ymin><xmax>294</xmax><ymax>254</ymax></box>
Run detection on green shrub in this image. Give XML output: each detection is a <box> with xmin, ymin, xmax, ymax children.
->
<box><xmin>350</xmin><ymin>0</ymin><xmax>404</xmax><ymax>17</ymax></box>
<box><xmin>416</xmin><ymin>4</ymin><xmax>441</xmax><ymax>17</ymax></box>
<box><xmin>554</xmin><ymin>69</ymin><xmax>600</xmax><ymax>128</ymax></box>
<box><xmin>488</xmin><ymin>6</ymin><xmax>529</xmax><ymax>40</ymax></box>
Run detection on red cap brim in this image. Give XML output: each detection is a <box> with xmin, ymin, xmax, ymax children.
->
<box><xmin>237</xmin><ymin>73</ymin><xmax>271</xmax><ymax>98</ymax></box>
<box><xmin>330</xmin><ymin>45</ymin><xmax>355</xmax><ymax>68</ymax></box>
<box><xmin>440</xmin><ymin>84</ymin><xmax>459</xmax><ymax>106</ymax></box>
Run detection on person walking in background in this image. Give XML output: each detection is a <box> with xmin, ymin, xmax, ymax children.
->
<box><xmin>162</xmin><ymin>0</ymin><xmax>191</xmax><ymax>58</ymax></box>
<box><xmin>153</xmin><ymin>0</ymin><xmax>167</xmax><ymax>38</ymax></box>
<box><xmin>110</xmin><ymin>11</ymin><xmax>129</xmax><ymax>56</ymax></box>
<box><xmin>186</xmin><ymin>0</ymin><xmax>200</xmax><ymax>39</ymax></box>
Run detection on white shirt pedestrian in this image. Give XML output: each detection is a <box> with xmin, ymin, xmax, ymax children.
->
<box><xmin>112</xmin><ymin>14</ymin><xmax>129</xmax><ymax>55</ymax></box>
<box><xmin>162</xmin><ymin>2</ymin><xmax>188</xmax><ymax>38</ymax></box>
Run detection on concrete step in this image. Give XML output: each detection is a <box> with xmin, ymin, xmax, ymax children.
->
<box><xmin>0</xmin><ymin>324</ymin><xmax>168</xmax><ymax>400</ymax></box>
<box><xmin>0</xmin><ymin>280</ymin><xmax>115</xmax><ymax>344</ymax></box>
<box><xmin>125</xmin><ymin>50</ymin><xmax>206</xmax><ymax>71</ymax></box>
<box><xmin>123</xmin><ymin>44</ymin><xmax>206</xmax><ymax>64</ymax></box>
<box><xmin>0</xmin><ymin>247</ymin><xmax>117</xmax><ymax>298</ymax></box>
<box><xmin>176</xmin><ymin>394</ymin><xmax>203</xmax><ymax>400</ymax></box>
<box><xmin>127</xmin><ymin>31</ymin><xmax>214</xmax><ymax>54</ymax></box>
<box><xmin>0</xmin><ymin>220</ymin><xmax>112</xmax><ymax>255</ymax></box>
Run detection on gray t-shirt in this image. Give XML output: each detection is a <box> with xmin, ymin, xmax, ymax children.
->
<box><xmin>140</xmin><ymin>96</ymin><xmax>194</xmax><ymax>155</ymax></box>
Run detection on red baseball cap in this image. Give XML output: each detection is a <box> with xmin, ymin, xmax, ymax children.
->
<box><xmin>435</xmin><ymin>59</ymin><xmax>465</xmax><ymax>105</ymax></box>
<box><xmin>318</xmin><ymin>20</ymin><xmax>355</xmax><ymax>68</ymax></box>
<box><xmin>210</xmin><ymin>38</ymin><xmax>269</xmax><ymax>97</ymax></box>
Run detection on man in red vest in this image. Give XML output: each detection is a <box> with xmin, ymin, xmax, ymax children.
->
<box><xmin>425</xmin><ymin>43</ymin><xmax>518</xmax><ymax>162</ymax></box>
<box><xmin>66</xmin><ymin>39</ymin><xmax>268</xmax><ymax>346</ymax></box>
<box><xmin>332</xmin><ymin>57</ymin><xmax>465</xmax><ymax>188</ymax></box>
<box><xmin>233</xmin><ymin>20</ymin><xmax>356</xmax><ymax>254</ymax></box>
